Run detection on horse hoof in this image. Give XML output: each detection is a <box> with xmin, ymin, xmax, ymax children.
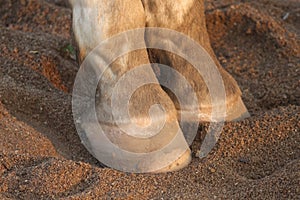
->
<box><xmin>152</xmin><ymin>149</ymin><xmax>192</xmax><ymax>173</ymax></box>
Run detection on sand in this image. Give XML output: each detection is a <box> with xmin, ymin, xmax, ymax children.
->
<box><xmin>0</xmin><ymin>0</ymin><xmax>299</xmax><ymax>199</ymax></box>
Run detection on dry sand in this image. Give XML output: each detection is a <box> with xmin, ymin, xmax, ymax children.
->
<box><xmin>0</xmin><ymin>0</ymin><xmax>299</xmax><ymax>199</ymax></box>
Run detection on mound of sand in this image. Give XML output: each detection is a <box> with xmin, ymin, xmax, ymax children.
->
<box><xmin>0</xmin><ymin>0</ymin><xmax>299</xmax><ymax>199</ymax></box>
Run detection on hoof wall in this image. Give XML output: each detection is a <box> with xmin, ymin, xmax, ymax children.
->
<box><xmin>152</xmin><ymin>149</ymin><xmax>192</xmax><ymax>173</ymax></box>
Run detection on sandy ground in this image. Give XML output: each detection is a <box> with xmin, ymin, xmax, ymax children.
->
<box><xmin>0</xmin><ymin>0</ymin><xmax>299</xmax><ymax>199</ymax></box>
